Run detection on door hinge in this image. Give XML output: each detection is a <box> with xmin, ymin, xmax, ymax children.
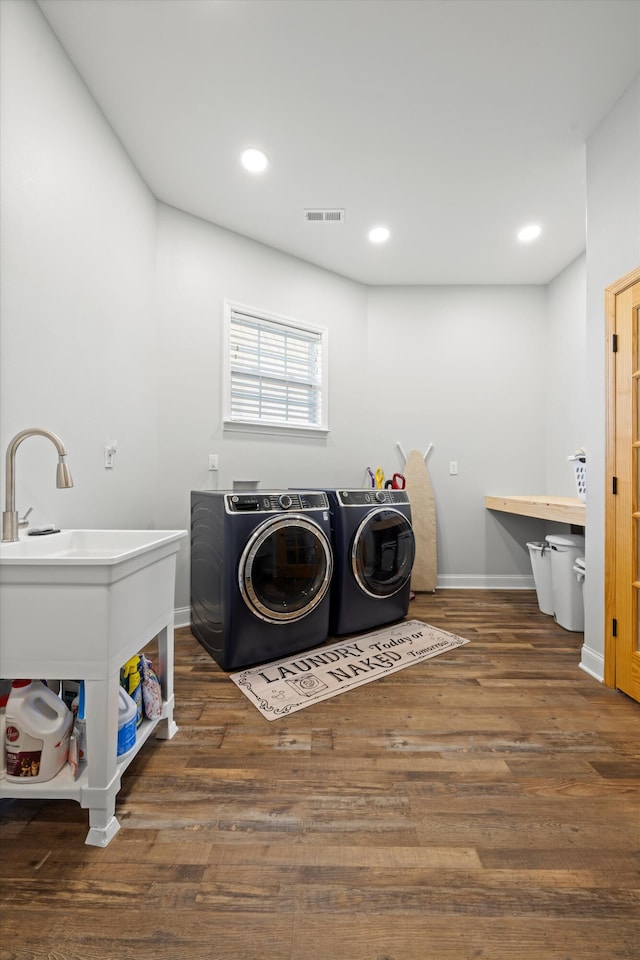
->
<box><xmin>612</xmin><ymin>476</ymin><xmax>618</xmax><ymax>495</ymax></box>
<box><xmin>612</xmin><ymin>618</ymin><xmax>617</xmax><ymax>637</ymax></box>
<box><xmin>612</xmin><ymin>333</ymin><xmax>618</xmax><ymax>352</ymax></box>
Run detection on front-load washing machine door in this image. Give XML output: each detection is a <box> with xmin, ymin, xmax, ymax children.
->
<box><xmin>351</xmin><ymin>508</ymin><xmax>415</xmax><ymax>598</ymax></box>
<box><xmin>239</xmin><ymin>515</ymin><xmax>333</xmax><ymax>622</ymax></box>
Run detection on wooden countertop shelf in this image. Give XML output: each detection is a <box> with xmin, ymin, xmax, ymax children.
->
<box><xmin>485</xmin><ymin>495</ymin><xmax>585</xmax><ymax>526</ymax></box>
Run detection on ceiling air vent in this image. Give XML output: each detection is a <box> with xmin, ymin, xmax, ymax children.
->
<box><xmin>304</xmin><ymin>209</ymin><xmax>345</xmax><ymax>222</ymax></box>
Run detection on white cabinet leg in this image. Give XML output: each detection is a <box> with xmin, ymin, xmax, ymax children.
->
<box><xmin>85</xmin><ymin>805</ymin><xmax>121</xmax><ymax>847</ymax></box>
<box><xmin>155</xmin><ymin>622</ymin><xmax>178</xmax><ymax>740</ymax></box>
<box><xmin>82</xmin><ymin>676</ymin><xmax>121</xmax><ymax>846</ymax></box>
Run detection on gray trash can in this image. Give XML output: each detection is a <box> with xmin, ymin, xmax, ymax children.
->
<box><xmin>527</xmin><ymin>541</ymin><xmax>554</xmax><ymax>615</ymax></box>
<box><xmin>546</xmin><ymin>534</ymin><xmax>585</xmax><ymax>631</ymax></box>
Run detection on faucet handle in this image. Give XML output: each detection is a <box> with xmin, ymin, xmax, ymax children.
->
<box><xmin>18</xmin><ymin>507</ymin><xmax>34</xmax><ymax>529</ymax></box>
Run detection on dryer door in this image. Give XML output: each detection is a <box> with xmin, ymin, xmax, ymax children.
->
<box><xmin>351</xmin><ymin>508</ymin><xmax>415</xmax><ymax>598</ymax></box>
<box><xmin>239</xmin><ymin>515</ymin><xmax>333</xmax><ymax>623</ymax></box>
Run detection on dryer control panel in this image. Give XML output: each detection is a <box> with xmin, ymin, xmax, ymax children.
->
<box><xmin>336</xmin><ymin>489</ymin><xmax>409</xmax><ymax>507</ymax></box>
<box><xmin>226</xmin><ymin>491</ymin><xmax>329</xmax><ymax>514</ymax></box>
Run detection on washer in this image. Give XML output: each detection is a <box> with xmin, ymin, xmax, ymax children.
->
<box><xmin>190</xmin><ymin>490</ymin><xmax>333</xmax><ymax>670</ymax></box>
<box><xmin>325</xmin><ymin>488</ymin><xmax>415</xmax><ymax>636</ymax></box>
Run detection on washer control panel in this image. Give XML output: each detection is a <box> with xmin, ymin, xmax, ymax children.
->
<box><xmin>226</xmin><ymin>491</ymin><xmax>329</xmax><ymax>514</ymax></box>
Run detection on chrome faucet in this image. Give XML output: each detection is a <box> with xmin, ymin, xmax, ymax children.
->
<box><xmin>2</xmin><ymin>428</ymin><xmax>74</xmax><ymax>542</ymax></box>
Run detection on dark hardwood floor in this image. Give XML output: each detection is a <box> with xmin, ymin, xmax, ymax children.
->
<box><xmin>1</xmin><ymin>590</ymin><xmax>639</xmax><ymax>960</ymax></box>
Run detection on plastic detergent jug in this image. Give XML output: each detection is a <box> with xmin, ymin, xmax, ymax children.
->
<box><xmin>4</xmin><ymin>680</ymin><xmax>72</xmax><ymax>782</ymax></box>
<box><xmin>117</xmin><ymin>687</ymin><xmax>137</xmax><ymax>758</ymax></box>
<box><xmin>0</xmin><ymin>691</ymin><xmax>9</xmax><ymax>779</ymax></box>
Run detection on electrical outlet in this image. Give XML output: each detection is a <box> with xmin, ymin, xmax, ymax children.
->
<box><xmin>449</xmin><ymin>461</ymin><xmax>458</xmax><ymax>476</ymax></box>
<box><xmin>208</xmin><ymin>454</ymin><xmax>219</xmax><ymax>471</ymax></box>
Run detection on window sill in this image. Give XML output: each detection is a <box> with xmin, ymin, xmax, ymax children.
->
<box><xmin>223</xmin><ymin>419</ymin><xmax>329</xmax><ymax>440</ymax></box>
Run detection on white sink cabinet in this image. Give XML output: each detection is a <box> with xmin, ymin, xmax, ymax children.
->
<box><xmin>0</xmin><ymin>529</ymin><xmax>187</xmax><ymax>846</ymax></box>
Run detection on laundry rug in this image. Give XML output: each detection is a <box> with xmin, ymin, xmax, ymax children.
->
<box><xmin>230</xmin><ymin>619</ymin><xmax>469</xmax><ymax>720</ymax></box>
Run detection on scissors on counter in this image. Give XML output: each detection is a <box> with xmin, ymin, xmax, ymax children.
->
<box><xmin>375</xmin><ymin>468</ymin><xmax>385</xmax><ymax>489</ymax></box>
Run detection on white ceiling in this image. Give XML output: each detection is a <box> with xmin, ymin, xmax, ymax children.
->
<box><xmin>37</xmin><ymin>0</ymin><xmax>640</xmax><ymax>286</ymax></box>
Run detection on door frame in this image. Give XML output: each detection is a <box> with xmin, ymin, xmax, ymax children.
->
<box><xmin>604</xmin><ymin>265</ymin><xmax>640</xmax><ymax>687</ymax></box>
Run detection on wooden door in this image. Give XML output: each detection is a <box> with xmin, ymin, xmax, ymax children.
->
<box><xmin>605</xmin><ymin>268</ymin><xmax>640</xmax><ymax>702</ymax></box>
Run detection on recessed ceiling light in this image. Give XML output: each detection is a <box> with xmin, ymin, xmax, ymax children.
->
<box><xmin>369</xmin><ymin>226</ymin><xmax>390</xmax><ymax>243</ymax></box>
<box><xmin>517</xmin><ymin>224</ymin><xmax>542</xmax><ymax>243</ymax></box>
<box><xmin>240</xmin><ymin>148</ymin><xmax>269</xmax><ymax>173</ymax></box>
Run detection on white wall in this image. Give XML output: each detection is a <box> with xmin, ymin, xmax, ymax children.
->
<box><xmin>366</xmin><ymin>285</ymin><xmax>551</xmax><ymax>586</ymax></box>
<box><xmin>583</xmin><ymin>75</ymin><xmax>640</xmax><ymax>681</ymax></box>
<box><xmin>1</xmin><ymin>0</ymin><xmax>592</xmax><ymax>635</ymax></box>
<box><xmin>0</xmin><ymin>0</ymin><xmax>158</xmax><ymax>531</ymax></box>
<box><xmin>545</xmin><ymin>253</ymin><xmax>587</xmax><ymax>494</ymax></box>
<box><xmin>154</xmin><ymin>204</ymin><xmax>369</xmax><ymax>609</ymax></box>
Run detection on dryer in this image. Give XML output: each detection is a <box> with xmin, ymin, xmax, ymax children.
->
<box><xmin>190</xmin><ymin>490</ymin><xmax>333</xmax><ymax>670</ymax></box>
<box><xmin>325</xmin><ymin>488</ymin><xmax>415</xmax><ymax>636</ymax></box>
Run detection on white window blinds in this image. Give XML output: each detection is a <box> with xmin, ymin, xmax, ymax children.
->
<box><xmin>226</xmin><ymin>305</ymin><xmax>325</xmax><ymax>430</ymax></box>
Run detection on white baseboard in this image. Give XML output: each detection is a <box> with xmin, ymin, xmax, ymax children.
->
<box><xmin>436</xmin><ymin>574</ymin><xmax>535</xmax><ymax>590</ymax></box>
<box><xmin>579</xmin><ymin>644</ymin><xmax>605</xmax><ymax>683</ymax></box>
<box><xmin>174</xmin><ymin>606</ymin><xmax>191</xmax><ymax>629</ymax></box>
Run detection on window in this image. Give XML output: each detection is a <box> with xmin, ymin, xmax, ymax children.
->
<box><xmin>223</xmin><ymin>301</ymin><xmax>328</xmax><ymax>435</ymax></box>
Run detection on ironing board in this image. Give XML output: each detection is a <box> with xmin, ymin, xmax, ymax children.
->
<box><xmin>403</xmin><ymin>449</ymin><xmax>437</xmax><ymax>592</ymax></box>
